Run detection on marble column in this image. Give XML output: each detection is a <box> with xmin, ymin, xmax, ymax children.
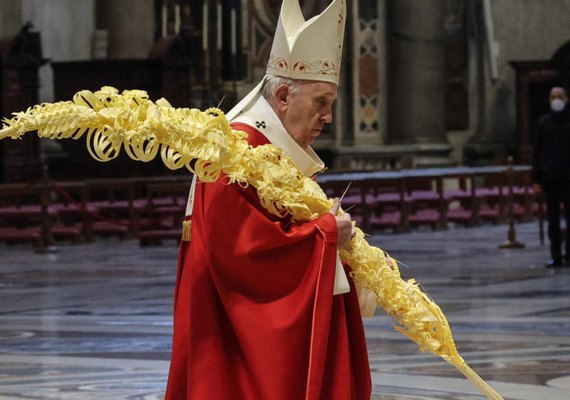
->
<box><xmin>350</xmin><ymin>0</ymin><xmax>387</xmax><ymax>147</ymax></box>
<box><xmin>387</xmin><ymin>0</ymin><xmax>448</xmax><ymax>146</ymax></box>
<box><xmin>0</xmin><ymin>0</ymin><xmax>22</xmax><ymax>39</ymax></box>
<box><xmin>96</xmin><ymin>0</ymin><xmax>155</xmax><ymax>59</ymax></box>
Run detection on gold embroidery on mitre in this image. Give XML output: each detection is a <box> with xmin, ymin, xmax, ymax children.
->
<box><xmin>267</xmin><ymin>56</ymin><xmax>289</xmax><ymax>73</ymax></box>
<box><xmin>293</xmin><ymin>60</ymin><xmax>337</xmax><ymax>76</ymax></box>
<box><xmin>267</xmin><ymin>57</ymin><xmax>339</xmax><ymax>78</ymax></box>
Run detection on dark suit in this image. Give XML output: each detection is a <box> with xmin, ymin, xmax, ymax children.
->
<box><xmin>533</xmin><ymin>108</ymin><xmax>570</xmax><ymax>263</ymax></box>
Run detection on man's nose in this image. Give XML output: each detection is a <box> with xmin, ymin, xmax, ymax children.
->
<box><xmin>321</xmin><ymin>110</ymin><xmax>333</xmax><ymax>124</ymax></box>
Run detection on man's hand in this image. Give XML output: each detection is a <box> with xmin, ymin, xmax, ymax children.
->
<box><xmin>329</xmin><ymin>198</ymin><xmax>354</xmax><ymax>249</ymax></box>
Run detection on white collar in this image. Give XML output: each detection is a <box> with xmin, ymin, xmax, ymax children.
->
<box><xmin>232</xmin><ymin>95</ymin><xmax>325</xmax><ymax>177</ymax></box>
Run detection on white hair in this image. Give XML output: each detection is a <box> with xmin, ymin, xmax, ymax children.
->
<box><xmin>260</xmin><ymin>74</ymin><xmax>301</xmax><ymax>101</ymax></box>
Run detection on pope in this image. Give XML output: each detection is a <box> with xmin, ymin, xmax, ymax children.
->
<box><xmin>166</xmin><ymin>1</ymin><xmax>376</xmax><ymax>398</ymax></box>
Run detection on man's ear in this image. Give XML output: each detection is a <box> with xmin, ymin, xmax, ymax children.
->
<box><xmin>275</xmin><ymin>84</ymin><xmax>290</xmax><ymax>106</ymax></box>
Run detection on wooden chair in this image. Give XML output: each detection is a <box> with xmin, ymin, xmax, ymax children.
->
<box><xmin>83</xmin><ymin>178</ymin><xmax>139</xmax><ymax>240</ymax></box>
<box><xmin>48</xmin><ymin>181</ymin><xmax>86</xmax><ymax>243</ymax></box>
<box><xmin>137</xmin><ymin>180</ymin><xmax>191</xmax><ymax>246</ymax></box>
<box><xmin>443</xmin><ymin>173</ymin><xmax>481</xmax><ymax>227</ymax></box>
<box><xmin>475</xmin><ymin>170</ymin><xmax>507</xmax><ymax>224</ymax></box>
<box><xmin>404</xmin><ymin>175</ymin><xmax>447</xmax><ymax>230</ymax></box>
<box><xmin>366</xmin><ymin>176</ymin><xmax>411</xmax><ymax>233</ymax></box>
<box><xmin>0</xmin><ymin>183</ymin><xmax>53</xmax><ymax>250</ymax></box>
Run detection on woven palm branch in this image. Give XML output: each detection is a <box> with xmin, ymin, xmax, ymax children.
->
<box><xmin>0</xmin><ymin>86</ymin><xmax>503</xmax><ymax>399</ymax></box>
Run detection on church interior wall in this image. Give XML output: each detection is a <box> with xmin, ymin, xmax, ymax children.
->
<box><xmin>96</xmin><ymin>0</ymin><xmax>155</xmax><ymax>60</ymax></box>
<box><xmin>22</xmin><ymin>0</ymin><xmax>96</xmax><ymax>103</ymax></box>
<box><xmin>0</xmin><ymin>0</ymin><xmax>22</xmax><ymax>39</ymax></box>
<box><xmin>446</xmin><ymin>18</ymin><xmax>487</xmax><ymax>166</ymax></box>
<box><xmin>476</xmin><ymin>0</ymin><xmax>570</xmax><ymax>161</ymax></box>
<box><xmin>3</xmin><ymin>1</ymin><xmax>570</xmax><ymax>171</ymax></box>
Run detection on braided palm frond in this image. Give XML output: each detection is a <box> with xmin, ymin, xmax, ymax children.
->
<box><xmin>0</xmin><ymin>87</ymin><xmax>503</xmax><ymax>399</ymax></box>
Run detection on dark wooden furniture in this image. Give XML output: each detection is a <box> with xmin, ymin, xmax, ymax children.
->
<box><xmin>50</xmin><ymin>33</ymin><xmax>198</xmax><ymax>180</ymax></box>
<box><xmin>0</xmin><ymin>23</ymin><xmax>45</xmax><ymax>183</ymax></box>
<box><xmin>0</xmin><ymin>166</ymin><xmax>537</xmax><ymax>250</ymax></box>
<box><xmin>137</xmin><ymin>179</ymin><xmax>190</xmax><ymax>246</ymax></box>
<box><xmin>510</xmin><ymin>43</ymin><xmax>570</xmax><ymax>165</ymax></box>
<box><xmin>0</xmin><ymin>182</ymin><xmax>52</xmax><ymax>250</ymax></box>
<box><xmin>317</xmin><ymin>165</ymin><xmax>535</xmax><ymax>233</ymax></box>
<box><xmin>50</xmin><ymin>59</ymin><xmax>170</xmax><ymax>180</ymax></box>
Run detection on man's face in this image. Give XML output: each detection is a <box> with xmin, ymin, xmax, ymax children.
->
<box><xmin>278</xmin><ymin>81</ymin><xmax>338</xmax><ymax>149</ymax></box>
<box><xmin>550</xmin><ymin>87</ymin><xmax>568</xmax><ymax>103</ymax></box>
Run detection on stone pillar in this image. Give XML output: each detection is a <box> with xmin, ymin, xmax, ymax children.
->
<box><xmin>387</xmin><ymin>0</ymin><xmax>448</xmax><ymax>145</ymax></box>
<box><xmin>349</xmin><ymin>0</ymin><xmax>386</xmax><ymax>147</ymax></box>
<box><xmin>96</xmin><ymin>0</ymin><xmax>155</xmax><ymax>59</ymax></box>
<box><xmin>0</xmin><ymin>7</ymin><xmax>43</xmax><ymax>183</ymax></box>
<box><xmin>0</xmin><ymin>1</ymin><xmax>22</xmax><ymax>39</ymax></box>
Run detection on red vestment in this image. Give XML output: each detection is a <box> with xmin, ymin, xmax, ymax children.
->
<box><xmin>165</xmin><ymin>123</ymin><xmax>371</xmax><ymax>399</ymax></box>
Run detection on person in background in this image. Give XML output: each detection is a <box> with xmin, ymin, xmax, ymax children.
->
<box><xmin>532</xmin><ymin>86</ymin><xmax>570</xmax><ymax>268</ymax></box>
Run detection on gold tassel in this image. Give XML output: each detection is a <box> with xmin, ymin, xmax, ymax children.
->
<box><xmin>181</xmin><ymin>220</ymin><xmax>192</xmax><ymax>242</ymax></box>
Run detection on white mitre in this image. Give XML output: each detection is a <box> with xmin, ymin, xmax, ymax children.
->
<box><xmin>226</xmin><ymin>0</ymin><xmax>346</xmax><ymax>120</ymax></box>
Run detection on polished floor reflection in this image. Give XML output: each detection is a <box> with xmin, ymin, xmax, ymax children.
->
<box><xmin>1</xmin><ymin>221</ymin><xmax>569</xmax><ymax>399</ymax></box>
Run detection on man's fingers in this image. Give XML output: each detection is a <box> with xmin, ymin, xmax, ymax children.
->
<box><xmin>329</xmin><ymin>198</ymin><xmax>341</xmax><ymax>215</ymax></box>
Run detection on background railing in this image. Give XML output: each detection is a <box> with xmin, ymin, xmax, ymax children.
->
<box><xmin>0</xmin><ymin>164</ymin><xmax>541</xmax><ymax>251</ymax></box>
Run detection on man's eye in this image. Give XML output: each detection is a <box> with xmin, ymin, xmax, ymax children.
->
<box><xmin>316</xmin><ymin>98</ymin><xmax>327</xmax><ymax>107</ymax></box>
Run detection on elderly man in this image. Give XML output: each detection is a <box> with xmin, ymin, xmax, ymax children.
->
<box><xmin>165</xmin><ymin>0</ymin><xmax>374</xmax><ymax>399</ymax></box>
<box><xmin>533</xmin><ymin>86</ymin><xmax>570</xmax><ymax>268</ymax></box>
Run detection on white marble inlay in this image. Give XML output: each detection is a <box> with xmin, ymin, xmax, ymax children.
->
<box><xmin>546</xmin><ymin>375</ymin><xmax>570</xmax><ymax>389</ymax></box>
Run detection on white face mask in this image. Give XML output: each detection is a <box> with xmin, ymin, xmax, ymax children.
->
<box><xmin>550</xmin><ymin>98</ymin><xmax>566</xmax><ymax>112</ymax></box>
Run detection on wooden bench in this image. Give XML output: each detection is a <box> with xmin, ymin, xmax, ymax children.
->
<box><xmin>136</xmin><ymin>179</ymin><xmax>191</xmax><ymax>246</ymax></box>
<box><xmin>317</xmin><ymin>165</ymin><xmax>535</xmax><ymax>233</ymax></box>
<box><xmin>83</xmin><ymin>178</ymin><xmax>141</xmax><ymax>240</ymax></box>
<box><xmin>0</xmin><ymin>183</ymin><xmax>52</xmax><ymax>250</ymax></box>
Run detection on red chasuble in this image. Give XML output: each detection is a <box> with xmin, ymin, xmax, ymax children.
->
<box><xmin>165</xmin><ymin>123</ymin><xmax>371</xmax><ymax>400</ymax></box>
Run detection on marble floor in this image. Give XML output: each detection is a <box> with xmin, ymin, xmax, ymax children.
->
<box><xmin>0</xmin><ymin>221</ymin><xmax>569</xmax><ymax>399</ymax></box>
